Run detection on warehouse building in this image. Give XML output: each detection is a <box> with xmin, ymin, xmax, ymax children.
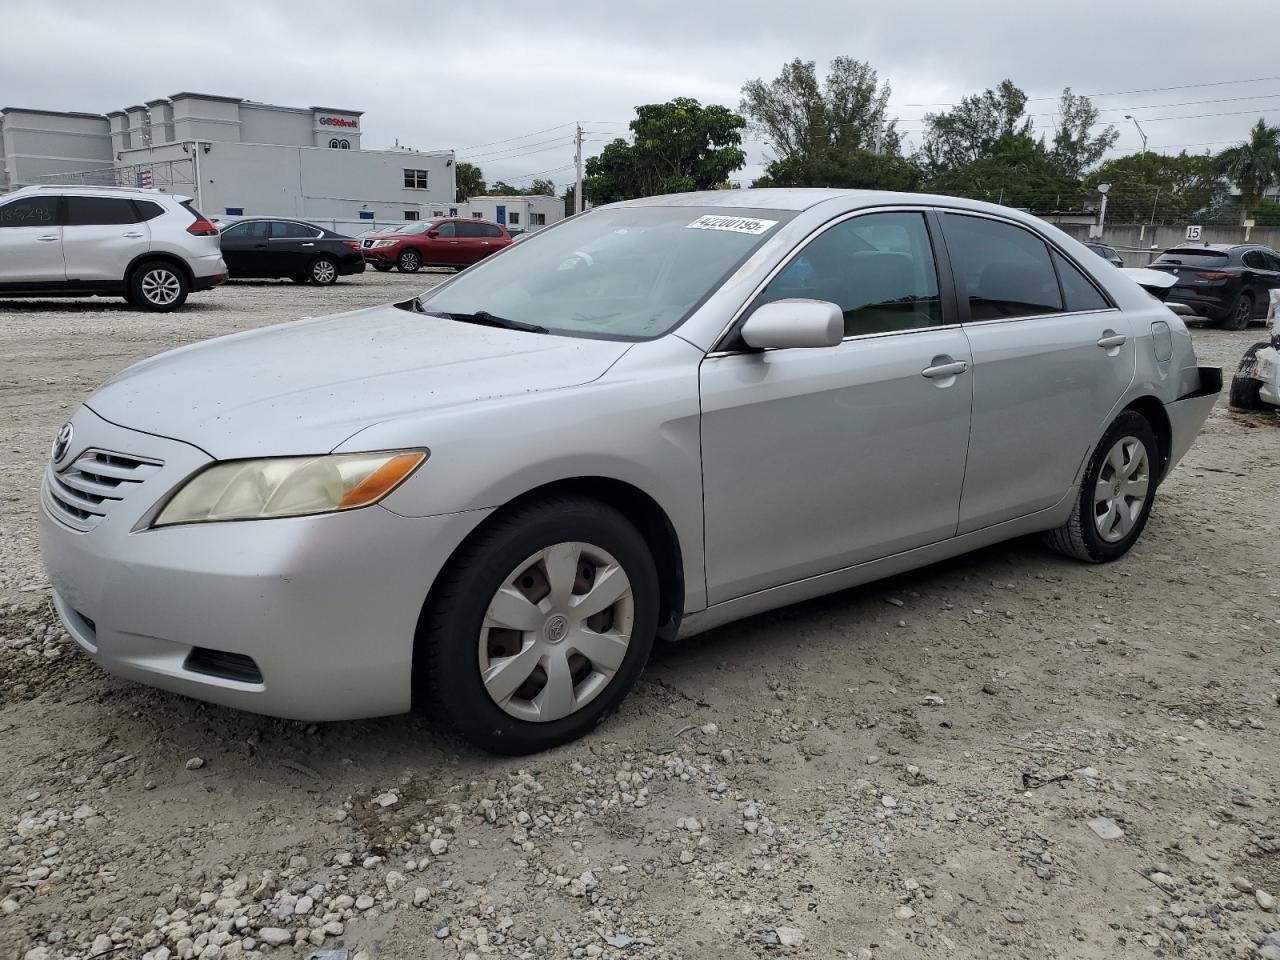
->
<box><xmin>1</xmin><ymin>93</ymin><xmax>457</xmax><ymax>222</ymax></box>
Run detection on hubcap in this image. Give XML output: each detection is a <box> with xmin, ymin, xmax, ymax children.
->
<box><xmin>402</xmin><ymin>253</ymin><xmax>418</xmax><ymax>269</ymax></box>
<box><xmin>141</xmin><ymin>269</ymin><xmax>180</xmax><ymax>305</ymax></box>
<box><xmin>1093</xmin><ymin>436</ymin><xmax>1150</xmax><ymax>543</ymax></box>
<box><xmin>313</xmin><ymin>260</ymin><xmax>335</xmax><ymax>283</ymax></box>
<box><xmin>478</xmin><ymin>542</ymin><xmax>634</xmax><ymax>723</ymax></box>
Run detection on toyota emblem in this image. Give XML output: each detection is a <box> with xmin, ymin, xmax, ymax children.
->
<box><xmin>52</xmin><ymin>422</ymin><xmax>73</xmax><ymax>463</ymax></box>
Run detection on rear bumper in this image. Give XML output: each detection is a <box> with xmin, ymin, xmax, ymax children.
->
<box><xmin>192</xmin><ymin>273</ymin><xmax>226</xmax><ymax>292</ymax></box>
<box><xmin>1166</xmin><ymin>290</ymin><xmax>1232</xmax><ymax>319</ymax></box>
<box><xmin>339</xmin><ymin>258</ymin><xmax>366</xmax><ymax>276</ymax></box>
<box><xmin>1164</xmin><ymin>366</ymin><xmax>1222</xmax><ymax>474</ymax></box>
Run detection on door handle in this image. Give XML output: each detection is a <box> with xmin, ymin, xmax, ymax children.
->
<box><xmin>301</xmin><ymin>242</ymin><xmax>315</xmax><ymax>247</ymax></box>
<box><xmin>37</xmin><ymin>235</ymin><xmax>59</xmax><ymax>242</ymax></box>
<box><xmin>921</xmin><ymin>359</ymin><xmax>968</xmax><ymax>379</ymax></box>
<box><xmin>1096</xmin><ymin>333</ymin><xmax>1127</xmax><ymax>349</ymax></box>
<box><xmin>123</xmin><ymin>232</ymin><xmax>144</xmax><ymax>239</ymax></box>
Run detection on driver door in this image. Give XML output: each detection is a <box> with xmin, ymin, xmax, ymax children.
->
<box><xmin>699</xmin><ymin>210</ymin><xmax>973</xmax><ymax>604</ymax></box>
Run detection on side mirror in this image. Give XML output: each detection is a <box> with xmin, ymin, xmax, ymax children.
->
<box><xmin>740</xmin><ymin>299</ymin><xmax>843</xmax><ymax>350</ymax></box>
<box><xmin>426</xmin><ymin>229</ymin><xmax>439</xmax><ymax>238</ymax></box>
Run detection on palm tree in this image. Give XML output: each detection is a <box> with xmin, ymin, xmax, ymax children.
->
<box><xmin>1217</xmin><ymin>119</ymin><xmax>1280</xmax><ymax>219</ymax></box>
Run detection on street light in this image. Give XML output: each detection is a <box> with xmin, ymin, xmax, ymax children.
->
<box><xmin>1124</xmin><ymin>115</ymin><xmax>1148</xmax><ymax>156</ymax></box>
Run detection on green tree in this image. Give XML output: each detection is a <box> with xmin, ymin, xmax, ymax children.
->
<box><xmin>455</xmin><ymin>162</ymin><xmax>484</xmax><ymax>201</ymax></box>
<box><xmin>919</xmin><ymin>80</ymin><xmax>1033</xmax><ymax>176</ymax></box>
<box><xmin>1216</xmin><ymin>119</ymin><xmax>1280</xmax><ymax>214</ymax></box>
<box><xmin>1050</xmin><ymin>88</ymin><xmax>1119</xmax><ymax>179</ymax></box>
<box><xmin>740</xmin><ymin>57</ymin><xmax>897</xmax><ymax>157</ymax></box>
<box><xmin>927</xmin><ymin>132</ymin><xmax>1085</xmax><ymax>212</ymax></box>
<box><xmin>753</xmin><ymin>149</ymin><xmax>922</xmax><ymax>191</ymax></box>
<box><xmin>527</xmin><ymin>178</ymin><xmax>556</xmax><ymax>197</ymax></box>
<box><xmin>487</xmin><ymin>180</ymin><xmax>519</xmax><ymax>195</ymax></box>
<box><xmin>583</xmin><ymin>97</ymin><xmax>746</xmax><ymax>203</ymax></box>
<box><xmin>1084</xmin><ymin>151</ymin><xmax>1227</xmax><ymax>223</ymax></box>
<box><xmin>561</xmin><ymin>184</ymin><xmax>578</xmax><ymax>217</ymax></box>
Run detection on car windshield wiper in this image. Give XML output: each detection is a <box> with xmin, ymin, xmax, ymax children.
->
<box><xmin>419</xmin><ymin>306</ymin><xmax>548</xmax><ymax>334</ymax></box>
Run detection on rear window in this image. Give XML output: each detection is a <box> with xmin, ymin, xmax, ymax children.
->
<box><xmin>1153</xmin><ymin>248</ymin><xmax>1230</xmax><ymax>266</ymax></box>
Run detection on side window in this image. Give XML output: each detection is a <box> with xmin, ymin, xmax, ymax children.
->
<box><xmin>224</xmin><ymin>221</ymin><xmax>270</xmax><ymax>241</ymax></box>
<box><xmin>0</xmin><ymin>196</ymin><xmax>59</xmax><ymax>228</ymax></box>
<box><xmin>942</xmin><ymin>214</ymin><xmax>1063</xmax><ymax>320</ymax></box>
<box><xmin>483</xmin><ymin>223</ymin><xmax>504</xmax><ymax>238</ymax></box>
<box><xmin>433</xmin><ymin>221</ymin><xmax>456</xmax><ymax>238</ymax></box>
<box><xmin>756</xmin><ymin>211</ymin><xmax>943</xmax><ymax>337</ymax></box>
<box><xmin>271</xmin><ymin>221</ymin><xmax>316</xmax><ymax>239</ymax></box>
<box><xmin>1242</xmin><ymin>250</ymin><xmax>1268</xmax><ymax>269</ymax></box>
<box><xmin>64</xmin><ymin>196</ymin><xmax>140</xmax><ymax>226</ymax></box>
<box><xmin>1266</xmin><ymin>251</ymin><xmax>1280</xmax><ymax>271</ymax></box>
<box><xmin>134</xmin><ymin>200</ymin><xmax>165</xmax><ymax>221</ymax></box>
<box><xmin>458</xmin><ymin>222</ymin><xmax>486</xmax><ymax>238</ymax></box>
<box><xmin>1051</xmin><ymin>250</ymin><xmax>1110</xmax><ymax>312</ymax></box>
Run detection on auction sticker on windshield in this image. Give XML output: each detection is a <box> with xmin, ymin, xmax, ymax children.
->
<box><xmin>686</xmin><ymin>215</ymin><xmax>778</xmax><ymax>235</ymax></box>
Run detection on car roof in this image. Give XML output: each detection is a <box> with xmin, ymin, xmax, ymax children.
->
<box><xmin>4</xmin><ymin>184</ymin><xmax>191</xmax><ymax>203</ymax></box>
<box><xmin>1162</xmin><ymin>243</ymin><xmax>1236</xmax><ymax>253</ymax></box>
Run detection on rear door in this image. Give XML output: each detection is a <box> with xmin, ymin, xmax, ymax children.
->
<box><xmin>218</xmin><ymin>221</ymin><xmax>270</xmax><ymax>277</ymax></box>
<box><xmin>61</xmin><ymin>196</ymin><xmax>150</xmax><ymax>282</ymax></box>
<box><xmin>268</xmin><ymin>220</ymin><xmax>321</xmax><ymax>277</ymax></box>
<box><xmin>940</xmin><ymin>212</ymin><xmax>1136</xmax><ymax>534</ymax></box>
<box><xmin>455</xmin><ymin>220</ymin><xmax>491</xmax><ymax>264</ymax></box>
<box><xmin>0</xmin><ymin>194</ymin><xmax>64</xmax><ymax>283</ymax></box>
<box><xmin>1242</xmin><ymin>249</ymin><xmax>1280</xmax><ymax>316</ymax></box>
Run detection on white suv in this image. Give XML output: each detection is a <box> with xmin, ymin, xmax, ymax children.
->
<box><xmin>0</xmin><ymin>185</ymin><xmax>226</xmax><ymax>311</ymax></box>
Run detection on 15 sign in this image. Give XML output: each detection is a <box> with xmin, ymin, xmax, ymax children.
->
<box><xmin>1185</xmin><ymin>225</ymin><xmax>1203</xmax><ymax>241</ymax></box>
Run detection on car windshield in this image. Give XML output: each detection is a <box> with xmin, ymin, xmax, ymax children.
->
<box><xmin>417</xmin><ymin>205</ymin><xmax>793</xmax><ymax>340</ymax></box>
<box><xmin>394</xmin><ymin>222</ymin><xmax>433</xmax><ymax>235</ymax></box>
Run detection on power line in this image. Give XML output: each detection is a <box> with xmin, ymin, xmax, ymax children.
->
<box><xmin>460</xmin><ymin>136</ymin><xmax>574</xmax><ymax>162</ymax></box>
<box><xmin>456</xmin><ymin>122</ymin><xmax>576</xmax><ymax>152</ymax></box>
<box><xmin>892</xmin><ymin>74</ymin><xmax>1280</xmax><ymax>109</ymax></box>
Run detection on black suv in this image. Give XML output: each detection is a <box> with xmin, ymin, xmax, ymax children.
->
<box><xmin>1148</xmin><ymin>244</ymin><xmax>1280</xmax><ymax>329</ymax></box>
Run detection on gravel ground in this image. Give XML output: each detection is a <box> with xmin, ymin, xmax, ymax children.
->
<box><xmin>1</xmin><ymin>277</ymin><xmax>1278</xmax><ymax>960</ymax></box>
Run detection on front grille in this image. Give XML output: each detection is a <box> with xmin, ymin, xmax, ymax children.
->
<box><xmin>185</xmin><ymin>647</ymin><xmax>263</xmax><ymax>684</ymax></box>
<box><xmin>47</xmin><ymin>450</ymin><xmax>162</xmax><ymax>531</ymax></box>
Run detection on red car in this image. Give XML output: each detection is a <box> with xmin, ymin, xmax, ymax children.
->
<box><xmin>361</xmin><ymin>217</ymin><xmax>511</xmax><ymax>273</ymax></box>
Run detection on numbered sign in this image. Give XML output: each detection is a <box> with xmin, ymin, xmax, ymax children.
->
<box><xmin>1185</xmin><ymin>225</ymin><xmax>1203</xmax><ymax>241</ymax></box>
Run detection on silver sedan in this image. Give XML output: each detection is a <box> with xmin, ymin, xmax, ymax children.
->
<box><xmin>40</xmin><ymin>189</ymin><xmax>1221</xmax><ymax>754</ymax></box>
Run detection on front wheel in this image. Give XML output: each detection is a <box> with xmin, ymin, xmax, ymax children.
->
<box><xmin>1043</xmin><ymin>411</ymin><xmax>1159</xmax><ymax>563</ymax></box>
<box><xmin>416</xmin><ymin>497</ymin><xmax>659</xmax><ymax>754</ymax></box>
<box><xmin>130</xmin><ymin>261</ymin><xmax>189</xmax><ymax>312</ymax></box>
<box><xmin>397</xmin><ymin>250</ymin><xmax>421</xmax><ymax>273</ymax></box>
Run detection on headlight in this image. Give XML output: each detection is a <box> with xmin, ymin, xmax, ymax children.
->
<box><xmin>153</xmin><ymin>451</ymin><xmax>426</xmax><ymax>527</ymax></box>
<box><xmin>370</xmin><ymin>239</ymin><xmax>398</xmax><ymax>248</ymax></box>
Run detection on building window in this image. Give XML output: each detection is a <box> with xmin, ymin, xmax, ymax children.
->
<box><xmin>329</xmin><ymin>138</ymin><xmax>340</xmax><ymax>148</ymax></box>
<box><xmin>472</xmin><ymin>212</ymin><xmax>484</xmax><ymax>218</ymax></box>
<box><xmin>431</xmin><ymin>210</ymin><xmax>444</xmax><ymax>217</ymax></box>
<box><xmin>404</xmin><ymin>211</ymin><xmax>420</xmax><ymax>221</ymax></box>
<box><xmin>507</xmin><ymin>212</ymin><xmax>520</xmax><ymax>225</ymax></box>
<box><xmin>403</xmin><ymin>169</ymin><xmax>429</xmax><ymax>190</ymax></box>
<box><xmin>339</xmin><ymin>139</ymin><xmax>350</xmax><ymax>149</ymax></box>
<box><xmin>530</xmin><ymin>213</ymin><xmax>546</xmax><ymax>226</ymax></box>
<box><xmin>225</xmin><ymin>207</ymin><xmax>244</xmax><ymax>217</ymax></box>
<box><xmin>359</xmin><ymin>211</ymin><xmax>374</xmax><ymax>220</ymax></box>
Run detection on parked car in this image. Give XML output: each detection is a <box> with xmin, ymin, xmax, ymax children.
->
<box><xmin>360</xmin><ymin>217</ymin><xmax>511</xmax><ymax>272</ymax></box>
<box><xmin>41</xmin><ymin>190</ymin><xmax>1220</xmax><ymax>754</ymax></box>
<box><xmin>1229</xmin><ymin>289</ymin><xmax>1280</xmax><ymax>410</ymax></box>
<box><xmin>218</xmin><ymin>218</ymin><xmax>365</xmax><ymax>285</ymax></box>
<box><xmin>0</xmin><ymin>184</ymin><xmax>225</xmax><ymax>311</ymax></box>
<box><xmin>1146</xmin><ymin>243</ymin><xmax>1280</xmax><ymax>329</ymax></box>
<box><xmin>1084</xmin><ymin>241</ymin><xmax>1124</xmax><ymax>268</ymax></box>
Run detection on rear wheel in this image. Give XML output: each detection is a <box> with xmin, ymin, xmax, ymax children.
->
<box><xmin>1229</xmin><ymin>341</ymin><xmax>1269</xmax><ymax>410</ymax></box>
<box><xmin>417</xmin><ymin>497</ymin><xmax>659</xmax><ymax>755</ymax></box>
<box><xmin>129</xmin><ymin>260</ymin><xmax>188</xmax><ymax>312</ymax></box>
<box><xmin>1043</xmin><ymin>411</ymin><xmax>1159</xmax><ymax>563</ymax></box>
<box><xmin>308</xmin><ymin>256</ymin><xmax>338</xmax><ymax>286</ymax></box>
<box><xmin>397</xmin><ymin>249</ymin><xmax>421</xmax><ymax>273</ymax></box>
<box><xmin>1223</xmin><ymin>292</ymin><xmax>1253</xmax><ymax>331</ymax></box>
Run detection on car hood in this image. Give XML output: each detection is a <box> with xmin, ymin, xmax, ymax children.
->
<box><xmin>86</xmin><ymin>302</ymin><xmax>632</xmax><ymax>458</ymax></box>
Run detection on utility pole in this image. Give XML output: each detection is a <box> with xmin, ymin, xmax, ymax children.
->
<box><xmin>574</xmin><ymin>123</ymin><xmax>584</xmax><ymax>215</ymax></box>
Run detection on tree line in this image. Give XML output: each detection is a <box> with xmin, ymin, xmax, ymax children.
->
<box><xmin>555</xmin><ymin>57</ymin><xmax>1280</xmax><ymax>225</ymax></box>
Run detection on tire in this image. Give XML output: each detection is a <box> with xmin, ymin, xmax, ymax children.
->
<box><xmin>1223</xmin><ymin>292</ymin><xmax>1253</xmax><ymax>331</ymax></box>
<box><xmin>1043</xmin><ymin>411</ymin><xmax>1159</xmax><ymax>564</ymax></box>
<box><xmin>397</xmin><ymin>249</ymin><xmax>421</xmax><ymax>273</ymax></box>
<box><xmin>373</xmin><ymin>263</ymin><xmax>394</xmax><ymax>273</ymax></box>
<box><xmin>1229</xmin><ymin>341</ymin><xmax>1269</xmax><ymax>410</ymax></box>
<box><xmin>129</xmin><ymin>260</ymin><xmax>189</xmax><ymax>312</ymax></box>
<box><xmin>417</xmin><ymin>496</ymin><xmax>659</xmax><ymax>755</ymax></box>
<box><xmin>308</xmin><ymin>256</ymin><xmax>339</xmax><ymax>286</ymax></box>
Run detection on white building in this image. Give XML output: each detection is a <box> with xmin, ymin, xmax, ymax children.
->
<box><xmin>2</xmin><ymin>93</ymin><xmax>456</xmax><ymax>224</ymax></box>
<box><xmin>462</xmin><ymin>194</ymin><xmax>565</xmax><ymax>231</ymax></box>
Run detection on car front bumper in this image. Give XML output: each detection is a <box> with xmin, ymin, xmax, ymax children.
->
<box><xmin>39</xmin><ymin>406</ymin><xmax>488</xmax><ymax>721</ymax></box>
<box><xmin>361</xmin><ymin>246</ymin><xmax>397</xmax><ymax>264</ymax></box>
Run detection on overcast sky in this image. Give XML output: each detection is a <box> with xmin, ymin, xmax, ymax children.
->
<box><xmin>4</xmin><ymin>0</ymin><xmax>1280</xmax><ymax>189</ymax></box>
